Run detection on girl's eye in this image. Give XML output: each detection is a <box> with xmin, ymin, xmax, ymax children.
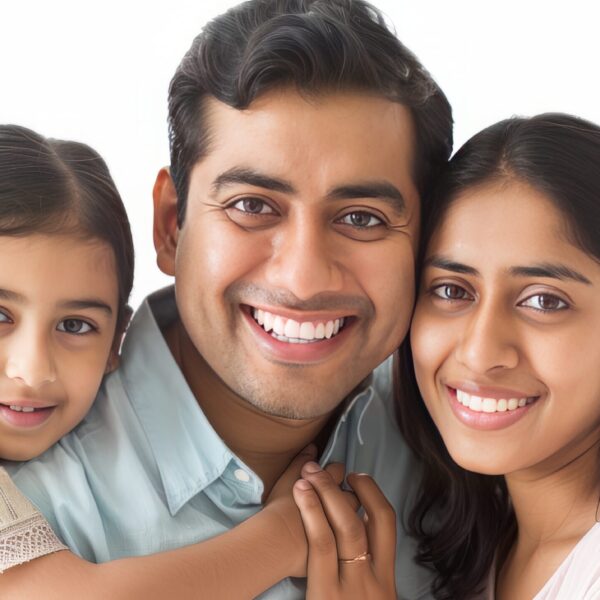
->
<box><xmin>230</xmin><ymin>197</ymin><xmax>275</xmax><ymax>215</ymax></box>
<box><xmin>337</xmin><ymin>211</ymin><xmax>384</xmax><ymax>228</ymax></box>
<box><xmin>431</xmin><ymin>284</ymin><xmax>472</xmax><ymax>302</ymax></box>
<box><xmin>0</xmin><ymin>310</ymin><xmax>11</xmax><ymax>323</ymax></box>
<box><xmin>519</xmin><ymin>294</ymin><xmax>568</xmax><ymax>312</ymax></box>
<box><xmin>57</xmin><ymin>319</ymin><xmax>94</xmax><ymax>335</ymax></box>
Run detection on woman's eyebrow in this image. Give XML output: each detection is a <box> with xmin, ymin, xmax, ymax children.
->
<box><xmin>509</xmin><ymin>264</ymin><xmax>591</xmax><ymax>284</ymax></box>
<box><xmin>423</xmin><ymin>255</ymin><xmax>479</xmax><ymax>275</ymax></box>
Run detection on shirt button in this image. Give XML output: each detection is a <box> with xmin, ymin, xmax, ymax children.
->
<box><xmin>234</xmin><ymin>468</ymin><xmax>251</xmax><ymax>482</ymax></box>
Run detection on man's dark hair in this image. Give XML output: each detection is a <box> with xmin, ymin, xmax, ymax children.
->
<box><xmin>168</xmin><ymin>0</ymin><xmax>453</xmax><ymax>225</ymax></box>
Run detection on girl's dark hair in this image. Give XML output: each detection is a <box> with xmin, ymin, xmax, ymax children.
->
<box><xmin>396</xmin><ymin>113</ymin><xmax>600</xmax><ymax>599</ymax></box>
<box><xmin>168</xmin><ymin>0</ymin><xmax>453</xmax><ymax>225</ymax></box>
<box><xmin>0</xmin><ymin>124</ymin><xmax>134</xmax><ymax>330</ymax></box>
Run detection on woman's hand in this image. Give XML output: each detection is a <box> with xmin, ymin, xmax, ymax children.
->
<box><xmin>293</xmin><ymin>462</ymin><xmax>397</xmax><ymax>599</ymax></box>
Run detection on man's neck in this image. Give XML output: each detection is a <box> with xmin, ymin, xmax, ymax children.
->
<box><xmin>163</xmin><ymin>320</ymin><xmax>337</xmax><ymax>496</ymax></box>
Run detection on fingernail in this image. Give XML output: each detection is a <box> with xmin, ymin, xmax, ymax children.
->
<box><xmin>295</xmin><ymin>479</ymin><xmax>313</xmax><ymax>491</ymax></box>
<box><xmin>303</xmin><ymin>461</ymin><xmax>322</xmax><ymax>473</ymax></box>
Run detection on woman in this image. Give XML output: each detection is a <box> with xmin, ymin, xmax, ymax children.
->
<box><xmin>399</xmin><ymin>113</ymin><xmax>600</xmax><ymax>599</ymax></box>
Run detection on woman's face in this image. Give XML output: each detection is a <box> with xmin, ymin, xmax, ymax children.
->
<box><xmin>411</xmin><ymin>179</ymin><xmax>600</xmax><ymax>477</ymax></box>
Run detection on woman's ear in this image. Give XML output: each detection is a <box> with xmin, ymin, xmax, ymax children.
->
<box><xmin>153</xmin><ymin>167</ymin><xmax>179</xmax><ymax>276</ymax></box>
<box><xmin>106</xmin><ymin>306</ymin><xmax>133</xmax><ymax>374</ymax></box>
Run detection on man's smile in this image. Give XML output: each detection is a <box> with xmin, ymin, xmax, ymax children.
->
<box><xmin>248</xmin><ymin>305</ymin><xmax>350</xmax><ymax>343</ymax></box>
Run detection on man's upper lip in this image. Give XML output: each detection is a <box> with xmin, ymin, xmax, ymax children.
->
<box><xmin>445</xmin><ymin>381</ymin><xmax>541</xmax><ymax>400</ymax></box>
<box><xmin>0</xmin><ymin>399</ymin><xmax>57</xmax><ymax>409</ymax></box>
<box><xmin>244</xmin><ymin>303</ymin><xmax>355</xmax><ymax>322</ymax></box>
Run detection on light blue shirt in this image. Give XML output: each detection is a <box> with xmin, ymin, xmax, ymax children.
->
<box><xmin>6</xmin><ymin>287</ymin><xmax>434</xmax><ymax>599</ymax></box>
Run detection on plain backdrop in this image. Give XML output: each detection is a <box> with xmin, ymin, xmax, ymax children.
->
<box><xmin>2</xmin><ymin>0</ymin><xmax>599</xmax><ymax>309</ymax></box>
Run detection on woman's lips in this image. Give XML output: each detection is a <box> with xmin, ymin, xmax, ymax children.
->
<box><xmin>445</xmin><ymin>385</ymin><xmax>540</xmax><ymax>431</ymax></box>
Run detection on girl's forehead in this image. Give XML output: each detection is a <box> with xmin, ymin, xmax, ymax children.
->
<box><xmin>0</xmin><ymin>234</ymin><xmax>119</xmax><ymax>306</ymax></box>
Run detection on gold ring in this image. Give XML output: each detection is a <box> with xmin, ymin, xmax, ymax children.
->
<box><xmin>338</xmin><ymin>551</ymin><xmax>371</xmax><ymax>564</ymax></box>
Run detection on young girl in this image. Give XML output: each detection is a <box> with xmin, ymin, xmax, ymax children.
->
<box><xmin>0</xmin><ymin>123</ymin><xmax>349</xmax><ymax>598</ymax></box>
<box><xmin>398</xmin><ymin>113</ymin><xmax>600</xmax><ymax>599</ymax></box>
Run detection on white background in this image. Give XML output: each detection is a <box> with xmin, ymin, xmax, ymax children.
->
<box><xmin>2</xmin><ymin>1</ymin><xmax>599</xmax><ymax>309</ymax></box>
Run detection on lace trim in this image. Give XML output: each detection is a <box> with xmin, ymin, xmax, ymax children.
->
<box><xmin>0</xmin><ymin>512</ymin><xmax>67</xmax><ymax>572</ymax></box>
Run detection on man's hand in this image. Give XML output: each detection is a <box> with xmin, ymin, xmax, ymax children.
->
<box><xmin>292</xmin><ymin>463</ymin><xmax>397</xmax><ymax>599</ymax></box>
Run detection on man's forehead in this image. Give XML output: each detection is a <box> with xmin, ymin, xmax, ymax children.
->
<box><xmin>191</xmin><ymin>89</ymin><xmax>418</xmax><ymax>201</ymax></box>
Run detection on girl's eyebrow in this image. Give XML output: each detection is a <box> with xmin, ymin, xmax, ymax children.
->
<box><xmin>0</xmin><ymin>289</ymin><xmax>113</xmax><ymax>315</ymax></box>
<box><xmin>424</xmin><ymin>255</ymin><xmax>592</xmax><ymax>285</ymax></box>
<box><xmin>58</xmin><ymin>299</ymin><xmax>114</xmax><ymax>315</ymax></box>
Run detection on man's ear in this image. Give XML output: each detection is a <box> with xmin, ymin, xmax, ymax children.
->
<box><xmin>153</xmin><ymin>167</ymin><xmax>179</xmax><ymax>276</ymax></box>
<box><xmin>105</xmin><ymin>306</ymin><xmax>133</xmax><ymax>374</ymax></box>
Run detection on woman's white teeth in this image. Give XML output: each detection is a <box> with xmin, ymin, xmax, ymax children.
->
<box><xmin>456</xmin><ymin>389</ymin><xmax>535</xmax><ymax>413</ymax></box>
<box><xmin>9</xmin><ymin>405</ymin><xmax>35</xmax><ymax>413</ymax></box>
<box><xmin>252</xmin><ymin>308</ymin><xmax>345</xmax><ymax>343</ymax></box>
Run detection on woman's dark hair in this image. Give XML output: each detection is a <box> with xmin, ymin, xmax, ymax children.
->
<box><xmin>168</xmin><ymin>0</ymin><xmax>453</xmax><ymax>225</ymax></box>
<box><xmin>396</xmin><ymin>113</ymin><xmax>600</xmax><ymax>599</ymax></box>
<box><xmin>0</xmin><ymin>124</ymin><xmax>134</xmax><ymax>330</ymax></box>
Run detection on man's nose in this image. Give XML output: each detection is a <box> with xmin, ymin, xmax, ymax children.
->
<box><xmin>454</xmin><ymin>301</ymin><xmax>519</xmax><ymax>374</ymax></box>
<box><xmin>265</xmin><ymin>216</ymin><xmax>344</xmax><ymax>300</ymax></box>
<box><xmin>4</xmin><ymin>326</ymin><xmax>57</xmax><ymax>388</ymax></box>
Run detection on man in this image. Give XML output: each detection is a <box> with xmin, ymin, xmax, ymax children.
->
<box><xmin>5</xmin><ymin>0</ymin><xmax>452</xmax><ymax>597</ymax></box>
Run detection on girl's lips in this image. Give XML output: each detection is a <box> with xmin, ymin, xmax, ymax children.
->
<box><xmin>445</xmin><ymin>386</ymin><xmax>539</xmax><ymax>431</ymax></box>
<box><xmin>0</xmin><ymin>404</ymin><xmax>56</xmax><ymax>428</ymax></box>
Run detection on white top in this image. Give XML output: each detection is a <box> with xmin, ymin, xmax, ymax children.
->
<box><xmin>482</xmin><ymin>523</ymin><xmax>600</xmax><ymax>599</ymax></box>
<box><xmin>0</xmin><ymin>467</ymin><xmax>66</xmax><ymax>572</ymax></box>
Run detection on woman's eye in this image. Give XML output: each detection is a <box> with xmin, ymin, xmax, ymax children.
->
<box><xmin>519</xmin><ymin>294</ymin><xmax>568</xmax><ymax>312</ymax></box>
<box><xmin>0</xmin><ymin>310</ymin><xmax>11</xmax><ymax>323</ymax></box>
<box><xmin>57</xmin><ymin>319</ymin><xmax>94</xmax><ymax>335</ymax></box>
<box><xmin>431</xmin><ymin>284</ymin><xmax>471</xmax><ymax>301</ymax></box>
<box><xmin>231</xmin><ymin>197</ymin><xmax>275</xmax><ymax>215</ymax></box>
<box><xmin>338</xmin><ymin>211</ymin><xmax>384</xmax><ymax>228</ymax></box>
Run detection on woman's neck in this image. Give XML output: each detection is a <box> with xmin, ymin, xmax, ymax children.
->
<box><xmin>505</xmin><ymin>432</ymin><xmax>600</xmax><ymax>545</ymax></box>
<box><xmin>497</xmin><ymin>430</ymin><xmax>600</xmax><ymax>600</ymax></box>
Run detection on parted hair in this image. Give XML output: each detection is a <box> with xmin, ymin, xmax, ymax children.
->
<box><xmin>0</xmin><ymin>124</ymin><xmax>134</xmax><ymax>329</ymax></box>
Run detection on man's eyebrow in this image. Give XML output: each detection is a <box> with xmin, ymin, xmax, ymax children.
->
<box><xmin>58</xmin><ymin>299</ymin><xmax>114</xmax><ymax>315</ymax></box>
<box><xmin>326</xmin><ymin>182</ymin><xmax>406</xmax><ymax>215</ymax></box>
<box><xmin>510</xmin><ymin>264</ymin><xmax>592</xmax><ymax>285</ymax></box>
<box><xmin>211</xmin><ymin>167</ymin><xmax>296</xmax><ymax>195</ymax></box>
<box><xmin>423</xmin><ymin>256</ymin><xmax>479</xmax><ymax>276</ymax></box>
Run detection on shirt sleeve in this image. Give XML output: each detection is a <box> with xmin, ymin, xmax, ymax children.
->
<box><xmin>0</xmin><ymin>467</ymin><xmax>67</xmax><ymax>573</ymax></box>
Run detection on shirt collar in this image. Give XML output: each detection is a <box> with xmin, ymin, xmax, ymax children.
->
<box><xmin>119</xmin><ymin>287</ymin><xmax>234</xmax><ymax>515</ymax></box>
<box><xmin>120</xmin><ymin>286</ymin><xmax>376</xmax><ymax>515</ymax></box>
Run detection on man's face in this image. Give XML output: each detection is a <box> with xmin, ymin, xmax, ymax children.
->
<box><xmin>156</xmin><ymin>89</ymin><xmax>420</xmax><ymax>418</ymax></box>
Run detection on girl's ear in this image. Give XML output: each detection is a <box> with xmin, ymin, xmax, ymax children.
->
<box><xmin>153</xmin><ymin>167</ymin><xmax>179</xmax><ymax>276</ymax></box>
<box><xmin>106</xmin><ymin>305</ymin><xmax>133</xmax><ymax>374</ymax></box>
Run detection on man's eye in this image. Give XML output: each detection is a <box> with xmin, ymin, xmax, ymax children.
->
<box><xmin>431</xmin><ymin>284</ymin><xmax>472</xmax><ymax>302</ymax></box>
<box><xmin>57</xmin><ymin>319</ymin><xmax>94</xmax><ymax>335</ymax></box>
<box><xmin>338</xmin><ymin>211</ymin><xmax>384</xmax><ymax>228</ymax></box>
<box><xmin>231</xmin><ymin>197</ymin><xmax>275</xmax><ymax>215</ymax></box>
<box><xmin>519</xmin><ymin>294</ymin><xmax>568</xmax><ymax>312</ymax></box>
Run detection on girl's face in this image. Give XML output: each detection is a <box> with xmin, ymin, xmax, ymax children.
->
<box><xmin>0</xmin><ymin>233</ymin><xmax>119</xmax><ymax>460</ymax></box>
<box><xmin>411</xmin><ymin>180</ymin><xmax>600</xmax><ymax>478</ymax></box>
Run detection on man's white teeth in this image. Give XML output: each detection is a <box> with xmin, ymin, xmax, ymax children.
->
<box><xmin>252</xmin><ymin>308</ymin><xmax>345</xmax><ymax>343</ymax></box>
<box><xmin>9</xmin><ymin>406</ymin><xmax>35</xmax><ymax>413</ymax></box>
<box><xmin>456</xmin><ymin>389</ymin><xmax>535</xmax><ymax>413</ymax></box>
